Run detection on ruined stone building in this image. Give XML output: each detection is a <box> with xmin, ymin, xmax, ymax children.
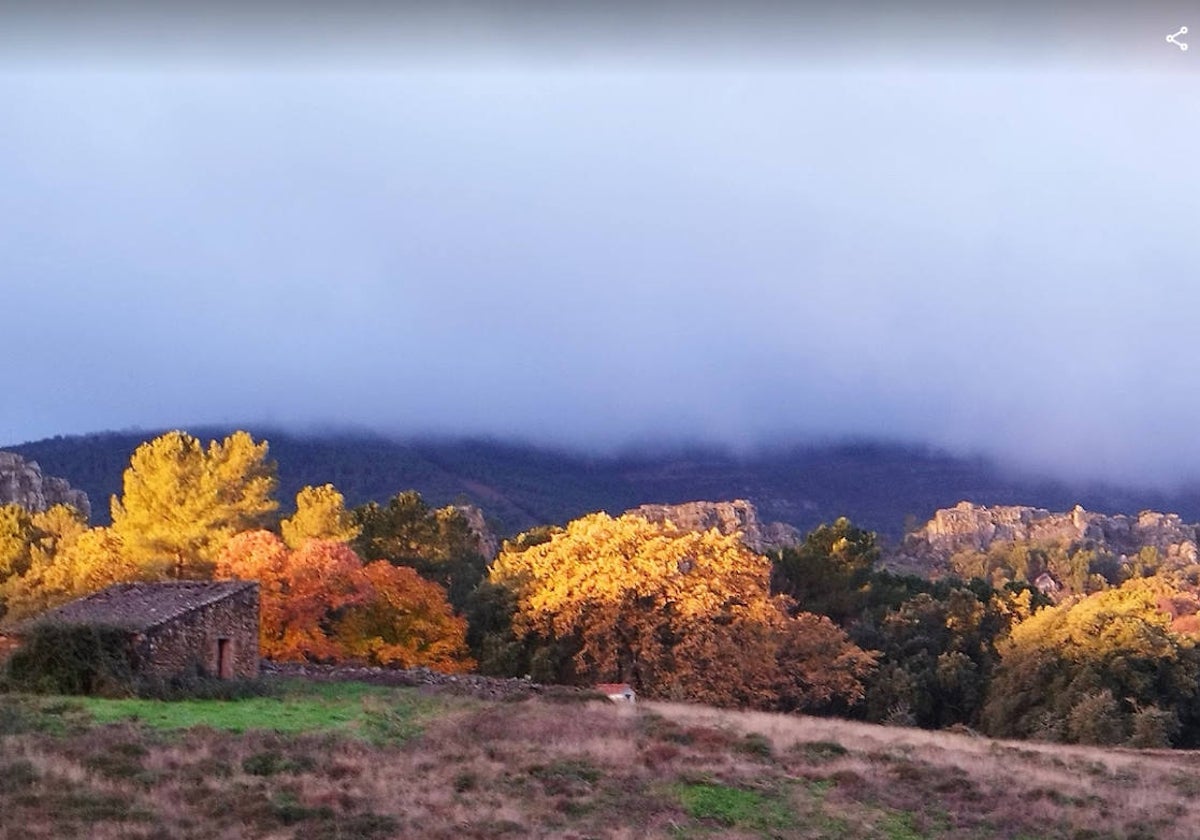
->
<box><xmin>18</xmin><ymin>580</ymin><xmax>260</xmax><ymax>679</ymax></box>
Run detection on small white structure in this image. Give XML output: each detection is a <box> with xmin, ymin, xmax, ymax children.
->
<box><xmin>595</xmin><ymin>682</ymin><xmax>636</xmax><ymax>703</ymax></box>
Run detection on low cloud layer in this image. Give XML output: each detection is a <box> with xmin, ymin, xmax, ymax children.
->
<box><xmin>3</xmin><ymin>11</ymin><xmax>1198</xmax><ymax>485</ymax></box>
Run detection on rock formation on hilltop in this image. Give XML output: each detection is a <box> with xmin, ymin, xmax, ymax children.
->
<box><xmin>0</xmin><ymin>451</ymin><xmax>91</xmax><ymax>520</ymax></box>
<box><xmin>889</xmin><ymin>500</ymin><xmax>1199</xmax><ymax>576</ymax></box>
<box><xmin>454</xmin><ymin>503</ymin><xmax>500</xmax><ymax>560</ymax></box>
<box><xmin>627</xmin><ymin>499</ymin><xmax>801</xmax><ymax>554</ymax></box>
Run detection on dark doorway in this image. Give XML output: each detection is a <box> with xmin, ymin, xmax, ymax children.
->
<box><xmin>217</xmin><ymin>638</ymin><xmax>234</xmax><ymax>679</ymax></box>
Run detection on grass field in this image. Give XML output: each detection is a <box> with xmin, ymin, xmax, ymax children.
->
<box><xmin>1</xmin><ymin>678</ymin><xmax>1196</xmax><ymax>839</ymax></box>
<box><xmin>78</xmin><ymin>680</ymin><xmax>439</xmax><ymax>736</ymax></box>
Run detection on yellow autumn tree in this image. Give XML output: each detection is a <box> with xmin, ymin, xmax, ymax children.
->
<box><xmin>2</xmin><ymin>524</ymin><xmax>138</xmax><ymax>621</ymax></box>
<box><xmin>111</xmin><ymin>430</ymin><xmax>278</xmax><ymax>579</ymax></box>
<box><xmin>489</xmin><ymin>512</ymin><xmax>874</xmax><ymax>709</ymax></box>
<box><xmin>982</xmin><ymin>578</ymin><xmax>1200</xmax><ymax>745</ymax></box>
<box><xmin>280</xmin><ymin>484</ymin><xmax>360</xmax><ymax>549</ymax></box>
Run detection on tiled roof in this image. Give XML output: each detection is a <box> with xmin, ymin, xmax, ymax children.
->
<box><xmin>595</xmin><ymin>683</ymin><xmax>634</xmax><ymax>694</ymax></box>
<box><xmin>12</xmin><ymin>580</ymin><xmax>257</xmax><ymax>634</ymax></box>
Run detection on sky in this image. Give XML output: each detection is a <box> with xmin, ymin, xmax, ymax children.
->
<box><xmin>2</xmin><ymin>3</ymin><xmax>1199</xmax><ymax>485</ymax></box>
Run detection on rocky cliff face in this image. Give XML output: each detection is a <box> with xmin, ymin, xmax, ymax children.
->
<box><xmin>627</xmin><ymin>499</ymin><xmax>801</xmax><ymax>554</ymax></box>
<box><xmin>890</xmin><ymin>501</ymin><xmax>1199</xmax><ymax>574</ymax></box>
<box><xmin>455</xmin><ymin>503</ymin><xmax>500</xmax><ymax>560</ymax></box>
<box><xmin>0</xmin><ymin>452</ymin><xmax>91</xmax><ymax>520</ymax></box>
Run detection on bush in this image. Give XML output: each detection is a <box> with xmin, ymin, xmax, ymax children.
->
<box><xmin>4</xmin><ymin>623</ymin><xmax>135</xmax><ymax>696</ymax></box>
<box><xmin>1128</xmin><ymin>705</ymin><xmax>1180</xmax><ymax>749</ymax></box>
<box><xmin>133</xmin><ymin>662</ymin><xmax>274</xmax><ymax>701</ymax></box>
<box><xmin>1066</xmin><ymin>690</ymin><xmax>1126</xmax><ymax>745</ymax></box>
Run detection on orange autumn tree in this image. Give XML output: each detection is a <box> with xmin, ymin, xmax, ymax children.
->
<box><xmin>335</xmin><ymin>561</ymin><xmax>473</xmax><ymax>673</ymax></box>
<box><xmin>489</xmin><ymin>512</ymin><xmax>874</xmax><ymax>710</ymax></box>
<box><xmin>216</xmin><ymin>531</ymin><xmax>472</xmax><ymax>671</ymax></box>
<box><xmin>217</xmin><ymin>532</ymin><xmax>365</xmax><ymax>660</ymax></box>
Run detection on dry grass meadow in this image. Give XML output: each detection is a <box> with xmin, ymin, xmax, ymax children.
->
<box><xmin>0</xmin><ymin>679</ymin><xmax>1194</xmax><ymax>839</ymax></box>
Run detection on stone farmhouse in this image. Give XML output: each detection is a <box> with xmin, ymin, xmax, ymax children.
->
<box><xmin>16</xmin><ymin>580</ymin><xmax>260</xmax><ymax>680</ymax></box>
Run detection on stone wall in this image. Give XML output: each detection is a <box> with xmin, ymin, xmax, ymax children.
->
<box><xmin>133</xmin><ymin>585</ymin><xmax>259</xmax><ymax>679</ymax></box>
<box><xmin>0</xmin><ymin>452</ymin><xmax>90</xmax><ymax>519</ymax></box>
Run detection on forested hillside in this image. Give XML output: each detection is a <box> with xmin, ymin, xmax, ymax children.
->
<box><xmin>8</xmin><ymin>428</ymin><xmax>1200</xmax><ymax>539</ymax></box>
<box><xmin>8</xmin><ymin>428</ymin><xmax>1200</xmax><ymax>750</ymax></box>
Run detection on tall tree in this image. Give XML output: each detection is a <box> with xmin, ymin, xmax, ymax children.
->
<box><xmin>111</xmin><ymin>430</ymin><xmax>278</xmax><ymax>579</ymax></box>
<box><xmin>353</xmin><ymin>491</ymin><xmax>485</xmax><ymax>609</ymax></box>
<box><xmin>769</xmin><ymin>517</ymin><xmax>879</xmax><ymax>625</ymax></box>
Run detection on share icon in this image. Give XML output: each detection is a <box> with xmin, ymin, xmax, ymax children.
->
<box><xmin>1167</xmin><ymin>26</ymin><xmax>1188</xmax><ymax>51</ymax></box>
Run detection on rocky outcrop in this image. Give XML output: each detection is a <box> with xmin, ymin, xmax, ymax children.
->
<box><xmin>455</xmin><ymin>503</ymin><xmax>500</xmax><ymax>559</ymax></box>
<box><xmin>627</xmin><ymin>499</ymin><xmax>801</xmax><ymax>553</ymax></box>
<box><xmin>890</xmin><ymin>501</ymin><xmax>1199</xmax><ymax>574</ymax></box>
<box><xmin>0</xmin><ymin>452</ymin><xmax>90</xmax><ymax>520</ymax></box>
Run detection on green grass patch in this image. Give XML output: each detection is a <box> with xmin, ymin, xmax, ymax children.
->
<box><xmin>879</xmin><ymin>811</ymin><xmax>930</xmax><ymax>840</ymax></box>
<box><xmin>675</xmin><ymin>782</ymin><xmax>794</xmax><ymax>833</ymax></box>
<box><xmin>74</xmin><ymin>680</ymin><xmax>441</xmax><ymax>737</ymax></box>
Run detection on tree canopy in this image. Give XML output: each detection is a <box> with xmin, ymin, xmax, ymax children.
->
<box><xmin>981</xmin><ymin>578</ymin><xmax>1200</xmax><ymax>746</ymax></box>
<box><xmin>353</xmin><ymin>491</ymin><xmax>486</xmax><ymax>609</ymax></box>
<box><xmin>111</xmin><ymin>430</ymin><xmax>278</xmax><ymax>579</ymax></box>
<box><xmin>489</xmin><ymin>512</ymin><xmax>875</xmax><ymax>710</ymax></box>
<box><xmin>769</xmin><ymin>516</ymin><xmax>879</xmax><ymax>624</ymax></box>
<box><xmin>216</xmin><ymin>530</ymin><xmax>472</xmax><ymax>671</ymax></box>
<box><xmin>281</xmin><ymin>484</ymin><xmax>360</xmax><ymax>549</ymax></box>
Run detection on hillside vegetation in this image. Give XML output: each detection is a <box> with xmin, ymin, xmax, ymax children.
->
<box><xmin>1</xmin><ymin>678</ymin><xmax>1194</xmax><ymax>840</ymax></box>
<box><xmin>8</xmin><ymin>429</ymin><xmax>1200</xmax><ymax>749</ymax></box>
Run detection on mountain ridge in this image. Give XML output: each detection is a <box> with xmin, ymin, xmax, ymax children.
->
<box><xmin>6</xmin><ymin>428</ymin><xmax>1200</xmax><ymax>541</ymax></box>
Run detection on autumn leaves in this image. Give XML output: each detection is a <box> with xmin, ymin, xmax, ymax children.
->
<box><xmin>2</xmin><ymin>429</ymin><xmax>877</xmax><ymax>713</ymax></box>
<box><xmin>490</xmin><ymin>513</ymin><xmax>876</xmax><ymax>711</ymax></box>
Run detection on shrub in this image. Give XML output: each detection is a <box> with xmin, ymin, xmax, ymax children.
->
<box><xmin>1066</xmin><ymin>690</ymin><xmax>1126</xmax><ymax>746</ymax></box>
<box><xmin>133</xmin><ymin>662</ymin><xmax>274</xmax><ymax>701</ymax></box>
<box><xmin>4</xmin><ymin>623</ymin><xmax>135</xmax><ymax>696</ymax></box>
<box><xmin>1129</xmin><ymin>705</ymin><xmax>1181</xmax><ymax>749</ymax></box>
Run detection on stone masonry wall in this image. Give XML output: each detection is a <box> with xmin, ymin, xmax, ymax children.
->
<box><xmin>133</xmin><ymin>586</ymin><xmax>259</xmax><ymax>679</ymax></box>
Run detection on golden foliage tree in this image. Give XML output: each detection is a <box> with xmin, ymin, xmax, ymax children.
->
<box><xmin>982</xmin><ymin>578</ymin><xmax>1200</xmax><ymax>745</ymax></box>
<box><xmin>0</xmin><ymin>504</ymin><xmax>37</xmax><ymax>586</ymax></box>
<box><xmin>111</xmin><ymin>430</ymin><xmax>278</xmax><ymax>579</ymax></box>
<box><xmin>489</xmin><ymin>512</ymin><xmax>874</xmax><ymax>709</ymax></box>
<box><xmin>0</xmin><ymin>502</ymin><xmax>145</xmax><ymax>622</ymax></box>
<box><xmin>281</xmin><ymin>484</ymin><xmax>360</xmax><ymax>549</ymax></box>
<box><xmin>3</xmin><ymin>526</ymin><xmax>137</xmax><ymax>621</ymax></box>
